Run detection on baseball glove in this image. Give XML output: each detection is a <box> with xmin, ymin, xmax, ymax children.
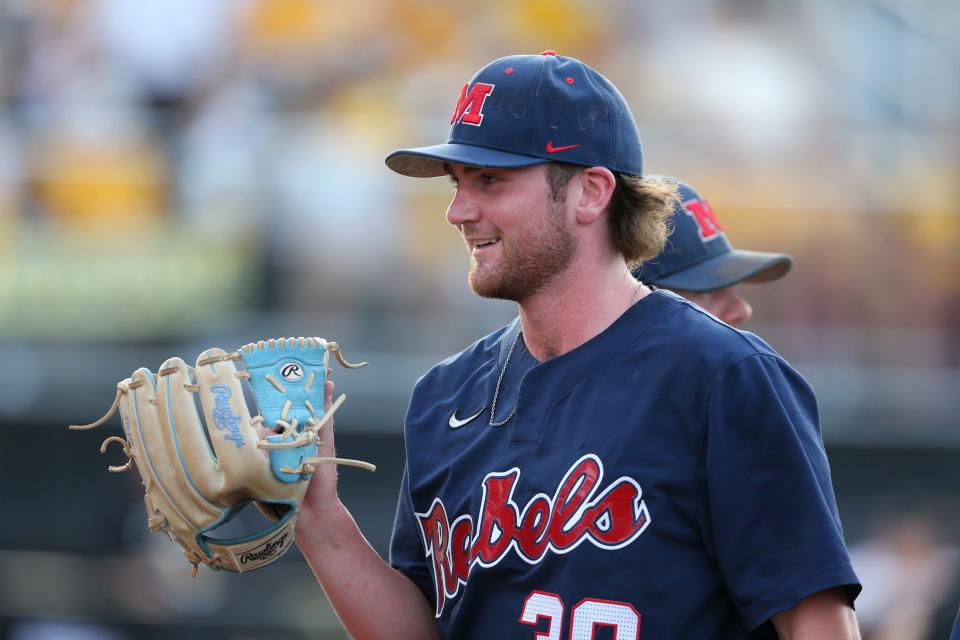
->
<box><xmin>70</xmin><ymin>337</ymin><xmax>375</xmax><ymax>576</ymax></box>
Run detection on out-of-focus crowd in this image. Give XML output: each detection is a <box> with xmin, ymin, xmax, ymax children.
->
<box><xmin>0</xmin><ymin>0</ymin><xmax>957</xmax><ymax>355</ymax></box>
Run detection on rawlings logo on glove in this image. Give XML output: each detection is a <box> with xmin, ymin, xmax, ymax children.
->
<box><xmin>70</xmin><ymin>337</ymin><xmax>375</xmax><ymax>576</ymax></box>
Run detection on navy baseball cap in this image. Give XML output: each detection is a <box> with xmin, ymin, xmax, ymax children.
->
<box><xmin>386</xmin><ymin>51</ymin><xmax>643</xmax><ymax>178</ymax></box>
<box><xmin>636</xmin><ymin>179</ymin><xmax>793</xmax><ymax>292</ymax></box>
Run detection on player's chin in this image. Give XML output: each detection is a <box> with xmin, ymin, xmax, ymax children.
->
<box><xmin>468</xmin><ymin>272</ymin><xmax>525</xmax><ymax>302</ymax></box>
<box><xmin>467</xmin><ymin>269</ymin><xmax>501</xmax><ymax>300</ymax></box>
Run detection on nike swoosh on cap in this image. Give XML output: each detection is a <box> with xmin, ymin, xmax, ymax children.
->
<box><xmin>545</xmin><ymin>140</ymin><xmax>582</xmax><ymax>153</ymax></box>
<box><xmin>448</xmin><ymin>407</ymin><xmax>486</xmax><ymax>429</ymax></box>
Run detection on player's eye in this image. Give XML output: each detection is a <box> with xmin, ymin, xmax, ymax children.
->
<box><xmin>446</xmin><ymin>175</ymin><xmax>459</xmax><ymax>189</ymax></box>
<box><xmin>479</xmin><ymin>174</ymin><xmax>500</xmax><ymax>186</ymax></box>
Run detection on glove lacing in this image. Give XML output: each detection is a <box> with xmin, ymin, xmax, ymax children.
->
<box><xmin>69</xmin><ymin>378</ymin><xmax>146</xmax><ymax>473</ymax></box>
<box><xmin>254</xmin><ymin>393</ymin><xmax>376</xmax><ymax>473</ymax></box>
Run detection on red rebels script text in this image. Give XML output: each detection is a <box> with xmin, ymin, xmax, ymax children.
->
<box><xmin>416</xmin><ymin>454</ymin><xmax>650</xmax><ymax>616</ymax></box>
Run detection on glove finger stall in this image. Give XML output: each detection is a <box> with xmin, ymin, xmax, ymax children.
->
<box><xmin>118</xmin><ymin>368</ymin><xmax>224</xmax><ymax>560</ymax></box>
<box><xmin>156</xmin><ymin>356</ymin><xmax>230</xmax><ymax>503</ymax></box>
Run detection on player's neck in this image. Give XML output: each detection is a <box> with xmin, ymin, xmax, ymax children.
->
<box><xmin>517</xmin><ymin>261</ymin><xmax>646</xmax><ymax>362</ymax></box>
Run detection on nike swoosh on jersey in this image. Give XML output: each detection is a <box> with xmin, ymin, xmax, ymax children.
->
<box><xmin>545</xmin><ymin>140</ymin><xmax>582</xmax><ymax>153</ymax></box>
<box><xmin>448</xmin><ymin>407</ymin><xmax>486</xmax><ymax>429</ymax></box>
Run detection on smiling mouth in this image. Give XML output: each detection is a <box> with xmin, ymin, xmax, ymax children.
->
<box><xmin>467</xmin><ymin>237</ymin><xmax>500</xmax><ymax>252</ymax></box>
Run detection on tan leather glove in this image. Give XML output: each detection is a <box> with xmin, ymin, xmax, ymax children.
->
<box><xmin>71</xmin><ymin>337</ymin><xmax>375</xmax><ymax>576</ymax></box>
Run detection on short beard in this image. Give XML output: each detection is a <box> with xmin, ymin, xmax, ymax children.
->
<box><xmin>467</xmin><ymin>198</ymin><xmax>578</xmax><ymax>302</ymax></box>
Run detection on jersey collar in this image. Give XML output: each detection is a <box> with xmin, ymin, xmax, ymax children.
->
<box><xmin>494</xmin><ymin>290</ymin><xmax>680</xmax><ymax>404</ymax></box>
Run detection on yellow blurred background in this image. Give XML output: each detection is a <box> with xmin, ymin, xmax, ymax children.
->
<box><xmin>0</xmin><ymin>0</ymin><xmax>958</xmax><ymax>638</ymax></box>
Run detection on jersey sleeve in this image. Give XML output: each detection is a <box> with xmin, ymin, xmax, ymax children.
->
<box><xmin>702</xmin><ymin>353</ymin><xmax>861</xmax><ymax>630</ymax></box>
<box><xmin>388</xmin><ymin>465</ymin><xmax>434</xmax><ymax>606</ymax></box>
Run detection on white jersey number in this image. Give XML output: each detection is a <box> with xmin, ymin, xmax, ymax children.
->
<box><xmin>519</xmin><ymin>591</ymin><xmax>564</xmax><ymax>640</ymax></box>
<box><xmin>519</xmin><ymin>590</ymin><xmax>641</xmax><ymax>639</ymax></box>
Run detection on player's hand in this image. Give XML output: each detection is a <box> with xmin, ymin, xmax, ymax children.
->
<box><xmin>254</xmin><ymin>379</ymin><xmax>341</xmax><ymax>524</ymax></box>
<box><xmin>300</xmin><ymin>379</ymin><xmax>341</xmax><ymax>510</ymax></box>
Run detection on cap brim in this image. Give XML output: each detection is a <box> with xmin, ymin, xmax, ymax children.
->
<box><xmin>386</xmin><ymin>143</ymin><xmax>548</xmax><ymax>177</ymax></box>
<box><xmin>648</xmin><ymin>249</ymin><xmax>793</xmax><ymax>292</ymax></box>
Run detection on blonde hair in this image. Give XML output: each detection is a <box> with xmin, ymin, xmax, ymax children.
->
<box><xmin>548</xmin><ymin>164</ymin><xmax>679</xmax><ymax>267</ymax></box>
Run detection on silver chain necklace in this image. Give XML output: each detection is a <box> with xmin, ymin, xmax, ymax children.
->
<box><xmin>489</xmin><ymin>281</ymin><xmax>643</xmax><ymax>427</ymax></box>
<box><xmin>489</xmin><ymin>328</ymin><xmax>522</xmax><ymax>426</ymax></box>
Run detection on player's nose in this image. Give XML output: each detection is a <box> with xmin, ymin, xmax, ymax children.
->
<box><xmin>445</xmin><ymin>189</ymin><xmax>481</xmax><ymax>226</ymax></box>
<box><xmin>721</xmin><ymin>289</ymin><xmax>753</xmax><ymax>327</ymax></box>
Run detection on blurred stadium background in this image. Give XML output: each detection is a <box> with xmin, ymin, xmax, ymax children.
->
<box><xmin>0</xmin><ymin>0</ymin><xmax>958</xmax><ymax>638</ymax></box>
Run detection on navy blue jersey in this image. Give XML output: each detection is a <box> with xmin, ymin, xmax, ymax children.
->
<box><xmin>390</xmin><ymin>290</ymin><xmax>860</xmax><ymax>639</ymax></box>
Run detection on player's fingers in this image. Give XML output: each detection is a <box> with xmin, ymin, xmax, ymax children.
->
<box><xmin>325</xmin><ymin>379</ymin><xmax>334</xmax><ymax>414</ymax></box>
<box><xmin>319</xmin><ymin>380</ymin><xmax>337</xmax><ymax>454</ymax></box>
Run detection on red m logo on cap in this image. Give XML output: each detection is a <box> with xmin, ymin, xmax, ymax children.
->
<box><xmin>451</xmin><ymin>82</ymin><xmax>495</xmax><ymax>126</ymax></box>
<box><xmin>684</xmin><ymin>199</ymin><xmax>725</xmax><ymax>241</ymax></box>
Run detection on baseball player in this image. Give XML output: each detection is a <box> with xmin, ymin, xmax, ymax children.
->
<box><xmin>638</xmin><ymin>178</ymin><xmax>794</xmax><ymax>327</ymax></box>
<box><xmin>294</xmin><ymin>52</ymin><xmax>861</xmax><ymax>639</ymax></box>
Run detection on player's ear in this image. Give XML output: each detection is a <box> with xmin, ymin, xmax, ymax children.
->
<box><xmin>574</xmin><ymin>166</ymin><xmax>616</xmax><ymax>225</ymax></box>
